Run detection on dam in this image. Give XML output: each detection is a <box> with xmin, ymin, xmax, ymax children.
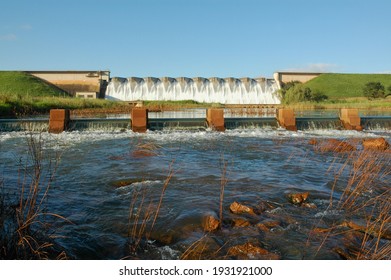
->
<box><xmin>105</xmin><ymin>76</ymin><xmax>281</xmax><ymax>104</ymax></box>
<box><xmin>23</xmin><ymin>70</ymin><xmax>327</xmax><ymax>104</ymax></box>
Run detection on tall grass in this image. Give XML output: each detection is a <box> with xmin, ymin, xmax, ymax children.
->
<box><xmin>125</xmin><ymin>148</ymin><xmax>175</xmax><ymax>256</ymax></box>
<box><xmin>312</xmin><ymin>147</ymin><xmax>391</xmax><ymax>260</ymax></box>
<box><xmin>0</xmin><ymin>133</ymin><xmax>68</xmax><ymax>259</ymax></box>
<box><xmin>219</xmin><ymin>154</ymin><xmax>229</xmax><ymax>228</ymax></box>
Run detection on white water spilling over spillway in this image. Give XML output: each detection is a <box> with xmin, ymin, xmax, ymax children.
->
<box><xmin>105</xmin><ymin>76</ymin><xmax>281</xmax><ymax>104</ymax></box>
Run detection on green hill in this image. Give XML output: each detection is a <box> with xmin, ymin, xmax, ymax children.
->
<box><xmin>0</xmin><ymin>71</ymin><xmax>67</xmax><ymax>97</ymax></box>
<box><xmin>304</xmin><ymin>73</ymin><xmax>391</xmax><ymax>99</ymax></box>
<box><xmin>0</xmin><ymin>71</ymin><xmax>120</xmax><ymax>117</ymax></box>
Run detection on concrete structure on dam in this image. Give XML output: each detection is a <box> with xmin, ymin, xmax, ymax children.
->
<box><xmin>27</xmin><ymin>70</ymin><xmax>110</xmax><ymax>98</ymax></box>
<box><xmin>273</xmin><ymin>71</ymin><xmax>322</xmax><ymax>87</ymax></box>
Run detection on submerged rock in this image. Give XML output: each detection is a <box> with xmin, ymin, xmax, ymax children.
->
<box><xmin>256</xmin><ymin>220</ymin><xmax>281</xmax><ymax>232</ymax></box>
<box><xmin>229</xmin><ymin>201</ymin><xmax>256</xmax><ymax>215</ymax></box>
<box><xmin>301</xmin><ymin>202</ymin><xmax>317</xmax><ymax>209</ymax></box>
<box><xmin>311</xmin><ymin>227</ymin><xmax>332</xmax><ymax>234</ymax></box>
<box><xmin>253</xmin><ymin>201</ymin><xmax>275</xmax><ymax>214</ymax></box>
<box><xmin>231</xmin><ymin>218</ymin><xmax>251</xmax><ymax>227</ymax></box>
<box><xmin>111</xmin><ymin>178</ymin><xmax>139</xmax><ymax>188</ymax></box>
<box><xmin>288</xmin><ymin>192</ymin><xmax>309</xmax><ymax>205</ymax></box>
<box><xmin>362</xmin><ymin>137</ymin><xmax>389</xmax><ymax>151</ymax></box>
<box><xmin>227</xmin><ymin>242</ymin><xmax>280</xmax><ymax>260</ymax></box>
<box><xmin>342</xmin><ymin>221</ymin><xmax>391</xmax><ymax>240</ymax></box>
<box><xmin>180</xmin><ymin>236</ymin><xmax>221</xmax><ymax>260</ymax></box>
<box><xmin>132</xmin><ymin>142</ymin><xmax>161</xmax><ymax>158</ymax></box>
<box><xmin>132</xmin><ymin>150</ymin><xmax>158</xmax><ymax>157</ymax></box>
<box><xmin>202</xmin><ymin>215</ymin><xmax>220</xmax><ymax>232</ymax></box>
<box><xmin>318</xmin><ymin>139</ymin><xmax>356</xmax><ymax>153</ymax></box>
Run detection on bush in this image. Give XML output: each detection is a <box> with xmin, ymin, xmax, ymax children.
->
<box><xmin>363</xmin><ymin>82</ymin><xmax>385</xmax><ymax>99</ymax></box>
<box><xmin>281</xmin><ymin>82</ymin><xmax>328</xmax><ymax>104</ymax></box>
<box><xmin>310</xmin><ymin>90</ymin><xmax>329</xmax><ymax>102</ymax></box>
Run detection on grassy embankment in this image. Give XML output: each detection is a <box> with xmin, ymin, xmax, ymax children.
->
<box><xmin>295</xmin><ymin>73</ymin><xmax>391</xmax><ymax>109</ymax></box>
<box><xmin>0</xmin><ymin>71</ymin><xmax>129</xmax><ymax>117</ymax></box>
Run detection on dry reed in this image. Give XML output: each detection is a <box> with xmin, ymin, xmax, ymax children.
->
<box><xmin>1</xmin><ymin>133</ymin><xmax>68</xmax><ymax>259</ymax></box>
<box><xmin>311</xmin><ymin>146</ymin><xmax>391</xmax><ymax>259</ymax></box>
<box><xmin>126</xmin><ymin>159</ymin><xmax>175</xmax><ymax>255</ymax></box>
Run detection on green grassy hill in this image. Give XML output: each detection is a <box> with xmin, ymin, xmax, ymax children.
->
<box><xmin>0</xmin><ymin>71</ymin><xmax>122</xmax><ymax>117</ymax></box>
<box><xmin>304</xmin><ymin>73</ymin><xmax>391</xmax><ymax>99</ymax></box>
<box><xmin>0</xmin><ymin>71</ymin><xmax>67</xmax><ymax>97</ymax></box>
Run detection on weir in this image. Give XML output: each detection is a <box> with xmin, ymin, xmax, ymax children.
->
<box><xmin>1</xmin><ymin>109</ymin><xmax>391</xmax><ymax>132</ymax></box>
<box><xmin>105</xmin><ymin>76</ymin><xmax>281</xmax><ymax>104</ymax></box>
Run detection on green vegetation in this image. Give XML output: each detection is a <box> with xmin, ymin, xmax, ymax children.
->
<box><xmin>0</xmin><ymin>71</ymin><xmax>67</xmax><ymax>97</ymax></box>
<box><xmin>279</xmin><ymin>81</ymin><xmax>328</xmax><ymax>105</ymax></box>
<box><xmin>304</xmin><ymin>73</ymin><xmax>391</xmax><ymax>99</ymax></box>
<box><xmin>0</xmin><ymin>71</ymin><xmax>125</xmax><ymax>117</ymax></box>
<box><xmin>281</xmin><ymin>73</ymin><xmax>391</xmax><ymax>108</ymax></box>
<box><xmin>363</xmin><ymin>82</ymin><xmax>386</xmax><ymax>99</ymax></box>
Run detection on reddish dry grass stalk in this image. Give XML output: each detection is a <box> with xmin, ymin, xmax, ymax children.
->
<box><xmin>8</xmin><ymin>133</ymin><xmax>69</xmax><ymax>259</ymax></box>
<box><xmin>126</xmin><ymin>159</ymin><xmax>175</xmax><ymax>253</ymax></box>
<box><xmin>312</xmin><ymin>145</ymin><xmax>391</xmax><ymax>259</ymax></box>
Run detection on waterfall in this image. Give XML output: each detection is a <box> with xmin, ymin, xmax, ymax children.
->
<box><xmin>105</xmin><ymin>76</ymin><xmax>281</xmax><ymax>104</ymax></box>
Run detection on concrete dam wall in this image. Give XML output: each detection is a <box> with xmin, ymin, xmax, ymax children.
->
<box><xmin>105</xmin><ymin>76</ymin><xmax>281</xmax><ymax>104</ymax></box>
<box><xmin>27</xmin><ymin>70</ymin><xmax>110</xmax><ymax>98</ymax></box>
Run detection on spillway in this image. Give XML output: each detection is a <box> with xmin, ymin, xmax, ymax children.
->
<box><xmin>105</xmin><ymin>76</ymin><xmax>281</xmax><ymax>104</ymax></box>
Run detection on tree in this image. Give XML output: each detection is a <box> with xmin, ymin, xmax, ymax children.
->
<box><xmin>363</xmin><ymin>82</ymin><xmax>385</xmax><ymax>99</ymax></box>
<box><xmin>281</xmin><ymin>83</ymin><xmax>328</xmax><ymax>104</ymax></box>
<box><xmin>310</xmin><ymin>90</ymin><xmax>328</xmax><ymax>102</ymax></box>
<box><xmin>278</xmin><ymin>81</ymin><xmax>302</xmax><ymax>100</ymax></box>
<box><xmin>387</xmin><ymin>85</ymin><xmax>391</xmax><ymax>97</ymax></box>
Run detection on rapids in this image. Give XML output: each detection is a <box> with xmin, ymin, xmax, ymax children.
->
<box><xmin>1</xmin><ymin>128</ymin><xmax>390</xmax><ymax>259</ymax></box>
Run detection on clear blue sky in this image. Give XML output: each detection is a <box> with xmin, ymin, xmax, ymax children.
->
<box><xmin>1</xmin><ymin>0</ymin><xmax>390</xmax><ymax>78</ymax></box>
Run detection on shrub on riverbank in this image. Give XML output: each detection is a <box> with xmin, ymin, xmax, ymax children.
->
<box><xmin>363</xmin><ymin>82</ymin><xmax>386</xmax><ymax>99</ymax></box>
<box><xmin>279</xmin><ymin>81</ymin><xmax>328</xmax><ymax>104</ymax></box>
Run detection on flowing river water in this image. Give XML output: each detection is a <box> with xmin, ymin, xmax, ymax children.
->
<box><xmin>1</xmin><ymin>120</ymin><xmax>390</xmax><ymax>259</ymax></box>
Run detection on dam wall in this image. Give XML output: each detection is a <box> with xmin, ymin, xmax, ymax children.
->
<box><xmin>273</xmin><ymin>72</ymin><xmax>322</xmax><ymax>87</ymax></box>
<box><xmin>105</xmin><ymin>76</ymin><xmax>281</xmax><ymax>104</ymax></box>
<box><xmin>27</xmin><ymin>70</ymin><xmax>110</xmax><ymax>97</ymax></box>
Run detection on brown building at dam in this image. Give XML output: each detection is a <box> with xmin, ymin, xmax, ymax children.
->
<box><xmin>27</xmin><ymin>70</ymin><xmax>110</xmax><ymax>98</ymax></box>
<box><xmin>273</xmin><ymin>71</ymin><xmax>322</xmax><ymax>88</ymax></box>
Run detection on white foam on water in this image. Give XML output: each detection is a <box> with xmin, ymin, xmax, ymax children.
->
<box><xmin>314</xmin><ymin>209</ymin><xmax>344</xmax><ymax>218</ymax></box>
<box><xmin>1</xmin><ymin>128</ymin><xmax>390</xmax><ymax>148</ymax></box>
<box><xmin>157</xmin><ymin>245</ymin><xmax>180</xmax><ymax>260</ymax></box>
<box><xmin>116</xmin><ymin>180</ymin><xmax>163</xmax><ymax>196</ymax></box>
<box><xmin>116</xmin><ymin>180</ymin><xmax>162</xmax><ymax>190</ymax></box>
